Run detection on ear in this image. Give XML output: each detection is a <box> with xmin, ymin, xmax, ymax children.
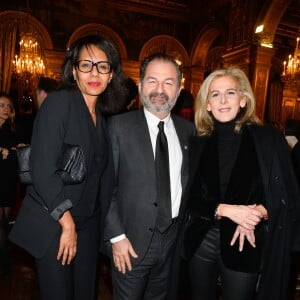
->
<box><xmin>108</xmin><ymin>72</ymin><xmax>113</xmax><ymax>83</ymax></box>
<box><xmin>72</xmin><ymin>67</ymin><xmax>76</xmax><ymax>80</ymax></box>
<box><xmin>240</xmin><ymin>97</ymin><xmax>246</xmax><ymax>108</ymax></box>
<box><xmin>207</xmin><ymin>103</ymin><xmax>211</xmax><ymax>111</ymax></box>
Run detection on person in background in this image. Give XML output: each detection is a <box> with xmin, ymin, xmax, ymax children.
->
<box><xmin>15</xmin><ymin>94</ymin><xmax>35</xmax><ymax>145</ymax></box>
<box><xmin>36</xmin><ymin>77</ymin><xmax>59</xmax><ymax>109</ymax></box>
<box><xmin>172</xmin><ymin>88</ymin><xmax>194</xmax><ymax>122</ymax></box>
<box><xmin>285</xmin><ymin>119</ymin><xmax>300</xmax><ymax>183</ymax></box>
<box><xmin>124</xmin><ymin>77</ymin><xmax>138</xmax><ymax>112</ymax></box>
<box><xmin>104</xmin><ymin>53</ymin><xmax>194</xmax><ymax>300</ymax></box>
<box><xmin>284</xmin><ymin>118</ymin><xmax>300</xmax><ymax>299</ymax></box>
<box><xmin>0</xmin><ymin>92</ymin><xmax>24</xmax><ymax>275</ymax></box>
<box><xmin>9</xmin><ymin>34</ymin><xmax>127</xmax><ymax>300</ymax></box>
<box><xmin>183</xmin><ymin>67</ymin><xmax>300</xmax><ymax>300</ymax></box>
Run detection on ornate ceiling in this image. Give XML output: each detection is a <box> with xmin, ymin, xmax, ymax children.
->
<box><xmin>0</xmin><ymin>0</ymin><xmax>299</xmax><ymax>60</ymax></box>
<box><xmin>274</xmin><ymin>0</ymin><xmax>300</xmax><ymax>57</ymax></box>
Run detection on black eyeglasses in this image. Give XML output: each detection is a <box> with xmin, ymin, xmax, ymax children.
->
<box><xmin>76</xmin><ymin>60</ymin><xmax>112</xmax><ymax>74</ymax></box>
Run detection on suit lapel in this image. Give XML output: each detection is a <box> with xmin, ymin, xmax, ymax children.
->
<box><xmin>72</xmin><ymin>91</ymin><xmax>96</xmax><ymax>163</ymax></box>
<box><xmin>172</xmin><ymin>116</ymin><xmax>190</xmax><ymax>192</ymax></box>
<box><xmin>247</xmin><ymin>125</ymin><xmax>273</xmax><ymax>204</ymax></box>
<box><xmin>188</xmin><ymin>135</ymin><xmax>209</xmax><ymax>186</ymax></box>
<box><xmin>135</xmin><ymin>109</ymin><xmax>156</xmax><ymax>182</ymax></box>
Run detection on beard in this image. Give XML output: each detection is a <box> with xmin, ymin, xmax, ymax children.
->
<box><xmin>141</xmin><ymin>92</ymin><xmax>177</xmax><ymax>113</ymax></box>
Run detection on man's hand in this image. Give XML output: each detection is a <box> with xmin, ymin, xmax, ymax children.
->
<box><xmin>112</xmin><ymin>238</ymin><xmax>138</xmax><ymax>274</ymax></box>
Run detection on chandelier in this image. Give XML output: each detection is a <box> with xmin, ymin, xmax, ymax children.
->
<box><xmin>282</xmin><ymin>37</ymin><xmax>300</xmax><ymax>82</ymax></box>
<box><xmin>13</xmin><ymin>32</ymin><xmax>45</xmax><ymax>77</ymax></box>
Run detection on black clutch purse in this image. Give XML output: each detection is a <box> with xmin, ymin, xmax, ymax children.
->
<box><xmin>16</xmin><ymin>144</ymin><xmax>86</xmax><ymax>185</ymax></box>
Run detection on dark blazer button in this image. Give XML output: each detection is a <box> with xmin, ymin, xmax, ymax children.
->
<box><xmin>278</xmin><ymin>225</ymin><xmax>283</xmax><ymax>230</ymax></box>
<box><xmin>281</xmin><ymin>198</ymin><xmax>286</xmax><ymax>205</ymax></box>
<box><xmin>153</xmin><ymin>202</ymin><xmax>158</xmax><ymax>207</ymax></box>
<box><xmin>274</xmin><ymin>176</ymin><xmax>279</xmax><ymax>180</ymax></box>
<box><xmin>148</xmin><ymin>228</ymin><xmax>154</xmax><ymax>232</ymax></box>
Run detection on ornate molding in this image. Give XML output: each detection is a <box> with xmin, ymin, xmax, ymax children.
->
<box><xmin>139</xmin><ymin>35</ymin><xmax>189</xmax><ymax>66</ymax></box>
<box><xmin>104</xmin><ymin>0</ymin><xmax>189</xmax><ymax>22</ymax></box>
<box><xmin>0</xmin><ymin>10</ymin><xmax>53</xmax><ymax>50</ymax></box>
<box><xmin>68</xmin><ymin>23</ymin><xmax>127</xmax><ymax>59</ymax></box>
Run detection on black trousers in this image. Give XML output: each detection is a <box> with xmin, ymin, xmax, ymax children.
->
<box><xmin>188</xmin><ymin>226</ymin><xmax>259</xmax><ymax>300</ymax></box>
<box><xmin>0</xmin><ymin>216</ymin><xmax>10</xmax><ymax>275</ymax></box>
<box><xmin>35</xmin><ymin>213</ymin><xmax>101</xmax><ymax>300</ymax></box>
<box><xmin>111</xmin><ymin>221</ymin><xmax>178</xmax><ymax>300</ymax></box>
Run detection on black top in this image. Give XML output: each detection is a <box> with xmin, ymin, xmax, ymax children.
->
<box><xmin>214</xmin><ymin>120</ymin><xmax>241</xmax><ymax>198</ymax></box>
<box><xmin>291</xmin><ymin>141</ymin><xmax>300</xmax><ymax>185</ymax></box>
<box><xmin>0</xmin><ymin>121</ymin><xmax>19</xmax><ymax>206</ymax></box>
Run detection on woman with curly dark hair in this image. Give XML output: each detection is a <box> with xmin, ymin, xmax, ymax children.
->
<box><xmin>9</xmin><ymin>35</ymin><xmax>127</xmax><ymax>300</ymax></box>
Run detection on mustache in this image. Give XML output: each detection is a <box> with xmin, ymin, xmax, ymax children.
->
<box><xmin>149</xmin><ymin>92</ymin><xmax>169</xmax><ymax>100</ymax></box>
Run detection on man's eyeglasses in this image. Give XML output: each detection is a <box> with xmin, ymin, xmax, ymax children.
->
<box><xmin>76</xmin><ymin>60</ymin><xmax>112</xmax><ymax>74</ymax></box>
<box><xmin>208</xmin><ymin>89</ymin><xmax>240</xmax><ymax>102</ymax></box>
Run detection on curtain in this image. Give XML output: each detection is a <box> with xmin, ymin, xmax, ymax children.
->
<box><xmin>267</xmin><ymin>78</ymin><xmax>283</xmax><ymax>124</ymax></box>
<box><xmin>0</xmin><ymin>19</ymin><xmax>18</xmax><ymax>93</ymax></box>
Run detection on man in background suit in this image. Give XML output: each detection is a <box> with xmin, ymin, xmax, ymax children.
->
<box><xmin>104</xmin><ymin>53</ymin><xmax>194</xmax><ymax>299</ymax></box>
<box><xmin>36</xmin><ymin>77</ymin><xmax>58</xmax><ymax>109</ymax></box>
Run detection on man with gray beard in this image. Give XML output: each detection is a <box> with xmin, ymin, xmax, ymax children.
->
<box><xmin>104</xmin><ymin>53</ymin><xmax>194</xmax><ymax>300</ymax></box>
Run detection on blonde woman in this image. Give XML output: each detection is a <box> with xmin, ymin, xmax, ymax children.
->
<box><xmin>0</xmin><ymin>93</ymin><xmax>20</xmax><ymax>275</ymax></box>
<box><xmin>183</xmin><ymin>67</ymin><xmax>300</xmax><ymax>300</ymax></box>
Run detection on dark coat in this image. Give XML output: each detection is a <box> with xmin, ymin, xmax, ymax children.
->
<box><xmin>291</xmin><ymin>141</ymin><xmax>300</xmax><ymax>184</ymax></box>
<box><xmin>183</xmin><ymin>124</ymin><xmax>300</xmax><ymax>300</ymax></box>
<box><xmin>9</xmin><ymin>89</ymin><xmax>114</xmax><ymax>258</ymax></box>
<box><xmin>0</xmin><ymin>121</ymin><xmax>19</xmax><ymax>206</ymax></box>
<box><xmin>103</xmin><ymin>108</ymin><xmax>194</xmax><ymax>265</ymax></box>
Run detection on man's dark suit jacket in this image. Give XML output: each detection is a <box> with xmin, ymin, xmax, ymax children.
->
<box><xmin>9</xmin><ymin>89</ymin><xmax>114</xmax><ymax>259</ymax></box>
<box><xmin>104</xmin><ymin>108</ymin><xmax>194</xmax><ymax>265</ymax></box>
<box><xmin>291</xmin><ymin>141</ymin><xmax>300</xmax><ymax>184</ymax></box>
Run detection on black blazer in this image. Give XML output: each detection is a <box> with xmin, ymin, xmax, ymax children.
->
<box><xmin>183</xmin><ymin>124</ymin><xmax>300</xmax><ymax>300</ymax></box>
<box><xmin>9</xmin><ymin>89</ymin><xmax>114</xmax><ymax>258</ymax></box>
<box><xmin>104</xmin><ymin>108</ymin><xmax>194</xmax><ymax>265</ymax></box>
<box><xmin>291</xmin><ymin>141</ymin><xmax>300</xmax><ymax>184</ymax></box>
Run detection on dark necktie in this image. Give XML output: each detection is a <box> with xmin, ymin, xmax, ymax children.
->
<box><xmin>155</xmin><ymin>121</ymin><xmax>172</xmax><ymax>233</ymax></box>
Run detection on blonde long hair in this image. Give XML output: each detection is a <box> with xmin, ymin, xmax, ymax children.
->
<box><xmin>194</xmin><ymin>67</ymin><xmax>262</xmax><ymax>136</ymax></box>
<box><xmin>0</xmin><ymin>93</ymin><xmax>16</xmax><ymax>131</ymax></box>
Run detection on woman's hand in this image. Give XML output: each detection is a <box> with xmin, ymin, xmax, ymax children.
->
<box><xmin>254</xmin><ymin>204</ymin><xmax>268</xmax><ymax>220</ymax></box>
<box><xmin>217</xmin><ymin>204</ymin><xmax>263</xmax><ymax>230</ymax></box>
<box><xmin>57</xmin><ymin>211</ymin><xmax>77</xmax><ymax>265</ymax></box>
<box><xmin>230</xmin><ymin>225</ymin><xmax>256</xmax><ymax>251</ymax></box>
<box><xmin>0</xmin><ymin>147</ymin><xmax>9</xmax><ymax>159</ymax></box>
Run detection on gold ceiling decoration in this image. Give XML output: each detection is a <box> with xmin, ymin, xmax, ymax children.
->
<box><xmin>282</xmin><ymin>37</ymin><xmax>300</xmax><ymax>82</ymax></box>
<box><xmin>13</xmin><ymin>32</ymin><xmax>45</xmax><ymax>77</ymax></box>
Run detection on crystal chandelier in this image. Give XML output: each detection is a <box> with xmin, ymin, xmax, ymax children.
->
<box><xmin>282</xmin><ymin>37</ymin><xmax>300</xmax><ymax>81</ymax></box>
<box><xmin>13</xmin><ymin>32</ymin><xmax>45</xmax><ymax>77</ymax></box>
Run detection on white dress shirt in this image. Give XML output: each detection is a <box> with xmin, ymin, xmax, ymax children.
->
<box><xmin>143</xmin><ymin>108</ymin><xmax>183</xmax><ymax>218</ymax></box>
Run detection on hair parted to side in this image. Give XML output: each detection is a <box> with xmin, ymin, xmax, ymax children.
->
<box><xmin>61</xmin><ymin>34</ymin><xmax>127</xmax><ymax>116</ymax></box>
<box><xmin>194</xmin><ymin>66</ymin><xmax>262</xmax><ymax>136</ymax></box>
<box><xmin>0</xmin><ymin>92</ymin><xmax>15</xmax><ymax>130</ymax></box>
<box><xmin>37</xmin><ymin>77</ymin><xmax>58</xmax><ymax>94</ymax></box>
<box><xmin>139</xmin><ymin>52</ymin><xmax>182</xmax><ymax>88</ymax></box>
